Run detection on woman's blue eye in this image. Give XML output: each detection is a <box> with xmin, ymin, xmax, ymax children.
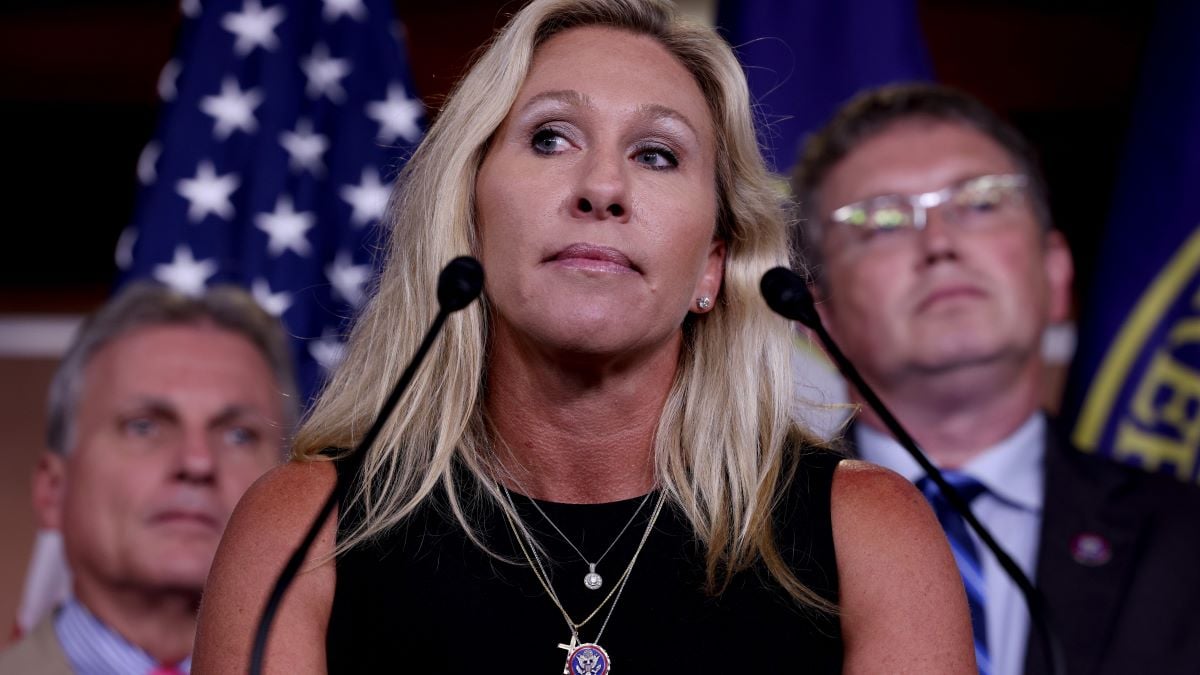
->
<box><xmin>531</xmin><ymin>128</ymin><xmax>569</xmax><ymax>155</ymax></box>
<box><xmin>634</xmin><ymin>146</ymin><xmax>678</xmax><ymax>169</ymax></box>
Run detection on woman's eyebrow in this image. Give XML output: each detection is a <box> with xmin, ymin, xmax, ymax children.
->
<box><xmin>635</xmin><ymin>103</ymin><xmax>699</xmax><ymax>139</ymax></box>
<box><xmin>517</xmin><ymin>89</ymin><xmax>593</xmax><ymax>114</ymax></box>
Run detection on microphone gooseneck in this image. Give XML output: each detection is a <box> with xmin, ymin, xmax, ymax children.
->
<box><xmin>249</xmin><ymin>256</ymin><xmax>484</xmax><ymax>675</ymax></box>
<box><xmin>760</xmin><ymin>266</ymin><xmax>1066</xmax><ymax>675</ymax></box>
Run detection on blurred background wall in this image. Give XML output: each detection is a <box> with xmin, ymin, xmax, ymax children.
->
<box><xmin>0</xmin><ymin>0</ymin><xmax>1153</xmax><ymax>635</ymax></box>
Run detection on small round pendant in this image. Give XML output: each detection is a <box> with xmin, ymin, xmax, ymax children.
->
<box><xmin>567</xmin><ymin>643</ymin><xmax>610</xmax><ymax>675</ymax></box>
<box><xmin>583</xmin><ymin>571</ymin><xmax>603</xmax><ymax>590</ymax></box>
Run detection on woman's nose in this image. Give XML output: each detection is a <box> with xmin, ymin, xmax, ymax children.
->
<box><xmin>570</xmin><ymin>150</ymin><xmax>630</xmax><ymax>222</ymax></box>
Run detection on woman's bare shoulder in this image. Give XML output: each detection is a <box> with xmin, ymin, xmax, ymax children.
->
<box><xmin>828</xmin><ymin>458</ymin><xmax>953</xmax><ymax>582</ymax></box>
<box><xmin>211</xmin><ymin>459</ymin><xmax>340</xmax><ymax>560</ymax></box>
<box><xmin>829</xmin><ymin>458</ymin><xmax>929</xmax><ymax>521</ymax></box>
<box><xmin>194</xmin><ymin>458</ymin><xmax>340</xmax><ymax>673</ymax></box>
<box><xmin>233</xmin><ymin>459</ymin><xmax>339</xmax><ymax>526</ymax></box>
<box><xmin>828</xmin><ymin>459</ymin><xmax>976</xmax><ymax>673</ymax></box>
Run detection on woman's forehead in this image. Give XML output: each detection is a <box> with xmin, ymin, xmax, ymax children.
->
<box><xmin>512</xmin><ymin>26</ymin><xmax>714</xmax><ymax>139</ymax></box>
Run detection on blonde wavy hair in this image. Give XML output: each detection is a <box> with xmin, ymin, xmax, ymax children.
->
<box><xmin>295</xmin><ymin>0</ymin><xmax>831</xmax><ymax>612</ymax></box>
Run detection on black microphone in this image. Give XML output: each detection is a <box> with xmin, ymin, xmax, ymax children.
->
<box><xmin>249</xmin><ymin>256</ymin><xmax>484</xmax><ymax>675</ymax></box>
<box><xmin>438</xmin><ymin>255</ymin><xmax>486</xmax><ymax>312</ymax></box>
<box><xmin>761</xmin><ymin>266</ymin><xmax>1066</xmax><ymax>675</ymax></box>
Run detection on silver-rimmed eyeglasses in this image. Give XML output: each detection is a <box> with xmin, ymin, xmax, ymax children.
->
<box><xmin>829</xmin><ymin>173</ymin><xmax>1030</xmax><ymax>233</ymax></box>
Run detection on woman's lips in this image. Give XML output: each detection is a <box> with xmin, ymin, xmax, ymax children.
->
<box><xmin>548</xmin><ymin>243</ymin><xmax>639</xmax><ymax>273</ymax></box>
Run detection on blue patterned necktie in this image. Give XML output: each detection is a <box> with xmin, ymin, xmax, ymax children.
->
<box><xmin>917</xmin><ymin>472</ymin><xmax>990</xmax><ymax>675</ymax></box>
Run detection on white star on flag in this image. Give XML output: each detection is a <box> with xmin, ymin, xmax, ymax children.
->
<box><xmin>137</xmin><ymin>141</ymin><xmax>161</xmax><ymax>184</ymax></box>
<box><xmin>154</xmin><ymin>245</ymin><xmax>218</xmax><ymax>296</ymax></box>
<box><xmin>115</xmin><ymin>227</ymin><xmax>137</xmax><ymax>270</ymax></box>
<box><xmin>122</xmin><ymin>0</ymin><xmax>425</xmax><ymax>403</ymax></box>
<box><xmin>157</xmin><ymin>59</ymin><xmax>181</xmax><ymax>101</ymax></box>
<box><xmin>176</xmin><ymin>160</ymin><xmax>240</xmax><ymax>222</ymax></box>
<box><xmin>340</xmin><ymin>168</ymin><xmax>390</xmax><ymax>227</ymax></box>
<box><xmin>181</xmin><ymin>0</ymin><xmax>201</xmax><ymax>19</ymax></box>
<box><xmin>326</xmin><ymin>250</ymin><xmax>372</xmax><ymax>306</ymax></box>
<box><xmin>301</xmin><ymin>44</ymin><xmax>351</xmax><ymax>103</ymax></box>
<box><xmin>222</xmin><ymin>0</ymin><xmax>286</xmax><ymax>56</ymax></box>
<box><xmin>280</xmin><ymin>119</ymin><xmax>328</xmax><ymax>176</ymax></box>
<box><xmin>200</xmin><ymin>77</ymin><xmax>263</xmax><ymax>139</ymax></box>
<box><xmin>322</xmin><ymin>0</ymin><xmax>367</xmax><ymax>22</ymax></box>
<box><xmin>366</xmin><ymin>83</ymin><xmax>423</xmax><ymax>144</ymax></box>
<box><xmin>256</xmin><ymin>196</ymin><xmax>316</xmax><ymax>257</ymax></box>
<box><xmin>251</xmin><ymin>278</ymin><xmax>294</xmax><ymax>317</ymax></box>
<box><xmin>309</xmin><ymin>330</ymin><xmax>347</xmax><ymax>371</ymax></box>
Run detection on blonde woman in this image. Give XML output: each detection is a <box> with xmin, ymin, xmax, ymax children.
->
<box><xmin>194</xmin><ymin>0</ymin><xmax>972</xmax><ymax>672</ymax></box>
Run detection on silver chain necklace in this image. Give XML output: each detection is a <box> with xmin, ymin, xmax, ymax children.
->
<box><xmin>520</xmin><ymin>489</ymin><xmax>654</xmax><ymax>591</ymax></box>
<box><xmin>502</xmin><ymin>488</ymin><xmax>667</xmax><ymax>675</ymax></box>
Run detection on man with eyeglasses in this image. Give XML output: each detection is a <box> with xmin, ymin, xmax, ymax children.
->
<box><xmin>792</xmin><ymin>83</ymin><xmax>1200</xmax><ymax>675</ymax></box>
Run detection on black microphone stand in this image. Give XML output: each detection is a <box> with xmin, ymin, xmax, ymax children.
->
<box><xmin>248</xmin><ymin>256</ymin><xmax>484</xmax><ymax>675</ymax></box>
<box><xmin>761</xmin><ymin>266</ymin><xmax>1066</xmax><ymax>675</ymax></box>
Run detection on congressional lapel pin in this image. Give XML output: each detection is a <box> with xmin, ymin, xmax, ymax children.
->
<box><xmin>1070</xmin><ymin>532</ymin><xmax>1113</xmax><ymax>567</ymax></box>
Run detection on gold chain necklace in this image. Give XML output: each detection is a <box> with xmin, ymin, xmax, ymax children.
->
<box><xmin>502</xmin><ymin>487</ymin><xmax>667</xmax><ymax>675</ymax></box>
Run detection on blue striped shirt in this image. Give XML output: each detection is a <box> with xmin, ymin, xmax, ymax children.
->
<box><xmin>54</xmin><ymin>599</ymin><xmax>192</xmax><ymax>675</ymax></box>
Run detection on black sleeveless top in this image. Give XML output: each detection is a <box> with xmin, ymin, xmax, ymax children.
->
<box><xmin>326</xmin><ymin>449</ymin><xmax>844</xmax><ymax>673</ymax></box>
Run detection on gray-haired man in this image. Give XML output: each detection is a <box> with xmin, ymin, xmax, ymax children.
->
<box><xmin>0</xmin><ymin>282</ymin><xmax>297</xmax><ymax>675</ymax></box>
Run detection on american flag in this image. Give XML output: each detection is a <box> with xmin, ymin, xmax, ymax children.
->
<box><xmin>118</xmin><ymin>0</ymin><xmax>425</xmax><ymax>403</ymax></box>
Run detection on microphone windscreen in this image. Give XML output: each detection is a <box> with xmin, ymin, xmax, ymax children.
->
<box><xmin>437</xmin><ymin>256</ymin><xmax>485</xmax><ymax>312</ymax></box>
<box><xmin>760</xmin><ymin>267</ymin><xmax>819</xmax><ymax>328</ymax></box>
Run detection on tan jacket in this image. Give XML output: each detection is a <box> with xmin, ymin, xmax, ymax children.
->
<box><xmin>0</xmin><ymin>616</ymin><xmax>74</xmax><ymax>675</ymax></box>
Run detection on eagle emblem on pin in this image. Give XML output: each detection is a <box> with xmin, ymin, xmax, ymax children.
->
<box><xmin>568</xmin><ymin>643</ymin><xmax>610</xmax><ymax>675</ymax></box>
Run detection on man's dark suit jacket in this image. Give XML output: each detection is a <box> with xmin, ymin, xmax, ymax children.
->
<box><xmin>843</xmin><ymin>421</ymin><xmax>1200</xmax><ymax>675</ymax></box>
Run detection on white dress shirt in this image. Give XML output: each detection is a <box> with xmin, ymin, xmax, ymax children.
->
<box><xmin>55</xmin><ymin>598</ymin><xmax>192</xmax><ymax>675</ymax></box>
<box><xmin>856</xmin><ymin>413</ymin><xmax>1045</xmax><ymax>675</ymax></box>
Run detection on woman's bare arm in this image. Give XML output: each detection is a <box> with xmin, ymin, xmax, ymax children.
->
<box><xmin>193</xmin><ymin>460</ymin><xmax>338</xmax><ymax>674</ymax></box>
<box><xmin>832</xmin><ymin>459</ymin><xmax>976</xmax><ymax>673</ymax></box>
